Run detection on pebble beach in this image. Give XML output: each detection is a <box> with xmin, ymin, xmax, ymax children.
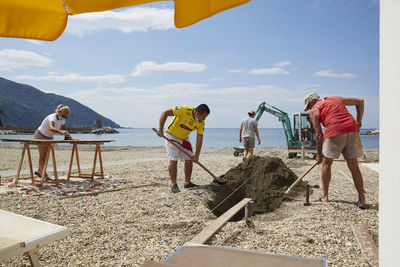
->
<box><xmin>0</xmin><ymin>145</ymin><xmax>379</xmax><ymax>266</ymax></box>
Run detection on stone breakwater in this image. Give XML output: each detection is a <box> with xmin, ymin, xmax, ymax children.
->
<box><xmin>360</xmin><ymin>129</ymin><xmax>379</xmax><ymax>135</ymax></box>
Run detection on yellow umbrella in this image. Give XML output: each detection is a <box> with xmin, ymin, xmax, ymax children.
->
<box><xmin>0</xmin><ymin>0</ymin><xmax>250</xmax><ymax>41</ymax></box>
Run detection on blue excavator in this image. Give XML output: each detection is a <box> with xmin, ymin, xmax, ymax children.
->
<box><xmin>255</xmin><ymin>102</ymin><xmax>317</xmax><ymax>158</ymax></box>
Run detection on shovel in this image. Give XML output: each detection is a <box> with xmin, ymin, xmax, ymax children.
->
<box><xmin>285</xmin><ymin>162</ymin><xmax>318</xmax><ymax>194</ymax></box>
<box><xmin>152</xmin><ymin>128</ymin><xmax>226</xmax><ymax>185</ymax></box>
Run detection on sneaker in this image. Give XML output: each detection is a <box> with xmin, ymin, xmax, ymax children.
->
<box><xmin>34</xmin><ymin>171</ymin><xmax>42</xmax><ymax>178</ymax></box>
<box><xmin>184</xmin><ymin>182</ymin><xmax>198</xmax><ymax>189</ymax></box>
<box><xmin>171</xmin><ymin>184</ymin><xmax>180</xmax><ymax>193</ymax></box>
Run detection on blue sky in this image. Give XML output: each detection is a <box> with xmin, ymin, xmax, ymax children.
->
<box><xmin>0</xmin><ymin>0</ymin><xmax>379</xmax><ymax>128</ymax></box>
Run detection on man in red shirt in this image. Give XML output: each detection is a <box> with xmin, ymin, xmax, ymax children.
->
<box><xmin>304</xmin><ymin>93</ymin><xmax>366</xmax><ymax>209</ymax></box>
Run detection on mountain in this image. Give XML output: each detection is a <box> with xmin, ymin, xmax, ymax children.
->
<box><xmin>0</xmin><ymin>77</ymin><xmax>120</xmax><ymax>128</ymax></box>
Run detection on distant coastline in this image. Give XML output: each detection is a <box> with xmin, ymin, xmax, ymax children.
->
<box><xmin>0</xmin><ymin>126</ymin><xmax>119</xmax><ymax>135</ymax></box>
<box><xmin>360</xmin><ymin>129</ymin><xmax>379</xmax><ymax>135</ymax></box>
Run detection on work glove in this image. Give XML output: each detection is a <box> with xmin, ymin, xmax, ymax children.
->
<box><xmin>60</xmin><ymin>130</ymin><xmax>70</xmax><ymax>136</ymax></box>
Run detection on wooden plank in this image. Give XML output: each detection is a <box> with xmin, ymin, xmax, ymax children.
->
<box><xmin>75</xmin><ymin>144</ymin><xmax>81</xmax><ymax>176</ymax></box>
<box><xmin>15</xmin><ymin>143</ymin><xmax>27</xmax><ymax>184</ymax></box>
<box><xmin>1</xmin><ymin>139</ymin><xmax>113</xmax><ymax>144</ymax></box>
<box><xmin>141</xmin><ymin>260</ymin><xmax>184</xmax><ymax>267</ymax></box>
<box><xmin>98</xmin><ymin>144</ymin><xmax>104</xmax><ymax>179</ymax></box>
<box><xmin>351</xmin><ymin>223</ymin><xmax>379</xmax><ymax>267</ymax></box>
<box><xmin>27</xmin><ymin>250</ymin><xmax>41</xmax><ymax>267</ymax></box>
<box><xmin>0</xmin><ymin>237</ymin><xmax>23</xmax><ymax>254</ymax></box>
<box><xmin>50</xmin><ymin>145</ymin><xmax>59</xmax><ymax>186</ymax></box>
<box><xmin>26</xmin><ymin>144</ymin><xmax>34</xmax><ymax>183</ymax></box>
<box><xmin>91</xmin><ymin>144</ymin><xmax>98</xmax><ymax>181</ymax></box>
<box><xmin>0</xmin><ymin>210</ymin><xmax>69</xmax><ymax>261</ymax></box>
<box><xmin>190</xmin><ymin>198</ymin><xmax>252</xmax><ymax>244</ymax></box>
<box><xmin>67</xmin><ymin>144</ymin><xmax>75</xmax><ymax>180</ymax></box>
<box><xmin>166</xmin><ymin>244</ymin><xmax>326</xmax><ymax>267</ymax></box>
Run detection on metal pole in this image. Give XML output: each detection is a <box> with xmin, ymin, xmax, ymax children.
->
<box><xmin>244</xmin><ymin>200</ymin><xmax>254</xmax><ymax>219</ymax></box>
<box><xmin>244</xmin><ymin>204</ymin><xmax>249</xmax><ymax>219</ymax></box>
<box><xmin>304</xmin><ymin>184</ymin><xmax>311</xmax><ymax>206</ymax></box>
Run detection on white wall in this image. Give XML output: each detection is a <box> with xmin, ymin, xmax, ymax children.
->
<box><xmin>380</xmin><ymin>0</ymin><xmax>400</xmax><ymax>265</ymax></box>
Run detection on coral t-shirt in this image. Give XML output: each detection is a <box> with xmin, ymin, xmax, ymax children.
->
<box><xmin>313</xmin><ymin>97</ymin><xmax>359</xmax><ymax>138</ymax></box>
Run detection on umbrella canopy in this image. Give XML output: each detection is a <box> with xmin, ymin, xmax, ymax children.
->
<box><xmin>0</xmin><ymin>0</ymin><xmax>250</xmax><ymax>41</ymax></box>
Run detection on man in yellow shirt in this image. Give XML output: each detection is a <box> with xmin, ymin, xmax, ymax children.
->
<box><xmin>157</xmin><ymin>104</ymin><xmax>210</xmax><ymax>193</ymax></box>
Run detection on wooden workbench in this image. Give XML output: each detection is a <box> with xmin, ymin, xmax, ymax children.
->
<box><xmin>0</xmin><ymin>139</ymin><xmax>113</xmax><ymax>186</ymax></box>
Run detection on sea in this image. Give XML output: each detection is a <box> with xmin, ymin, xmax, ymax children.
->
<box><xmin>0</xmin><ymin>128</ymin><xmax>379</xmax><ymax>148</ymax></box>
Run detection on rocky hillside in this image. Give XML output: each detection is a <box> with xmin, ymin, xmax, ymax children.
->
<box><xmin>0</xmin><ymin>77</ymin><xmax>120</xmax><ymax>128</ymax></box>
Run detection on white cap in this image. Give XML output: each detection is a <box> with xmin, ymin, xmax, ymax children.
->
<box><xmin>304</xmin><ymin>93</ymin><xmax>320</xmax><ymax>111</ymax></box>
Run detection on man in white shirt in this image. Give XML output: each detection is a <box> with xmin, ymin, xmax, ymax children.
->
<box><xmin>239</xmin><ymin>110</ymin><xmax>261</xmax><ymax>160</ymax></box>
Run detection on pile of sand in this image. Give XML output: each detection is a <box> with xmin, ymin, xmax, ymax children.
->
<box><xmin>207</xmin><ymin>156</ymin><xmax>306</xmax><ymax>219</ymax></box>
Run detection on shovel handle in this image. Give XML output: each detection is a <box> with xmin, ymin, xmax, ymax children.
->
<box><xmin>285</xmin><ymin>162</ymin><xmax>318</xmax><ymax>194</ymax></box>
<box><xmin>152</xmin><ymin>128</ymin><xmax>218</xmax><ymax>179</ymax></box>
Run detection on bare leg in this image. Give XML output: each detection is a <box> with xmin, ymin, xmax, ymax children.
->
<box><xmin>321</xmin><ymin>157</ymin><xmax>334</xmax><ymax>202</ymax></box>
<box><xmin>346</xmin><ymin>158</ymin><xmax>366</xmax><ymax>206</ymax></box>
<box><xmin>37</xmin><ymin>145</ymin><xmax>48</xmax><ymax>177</ymax></box>
<box><xmin>248</xmin><ymin>148</ymin><xmax>254</xmax><ymax>157</ymax></box>
<box><xmin>168</xmin><ymin>161</ymin><xmax>178</xmax><ymax>186</ymax></box>
<box><xmin>184</xmin><ymin>160</ymin><xmax>193</xmax><ymax>185</ymax></box>
<box><xmin>243</xmin><ymin>149</ymin><xmax>249</xmax><ymax>160</ymax></box>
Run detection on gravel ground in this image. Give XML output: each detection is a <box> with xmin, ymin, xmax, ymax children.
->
<box><xmin>0</xmin><ymin>145</ymin><xmax>379</xmax><ymax>266</ymax></box>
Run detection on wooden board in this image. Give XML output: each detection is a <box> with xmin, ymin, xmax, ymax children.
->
<box><xmin>0</xmin><ymin>210</ymin><xmax>70</xmax><ymax>261</ymax></box>
<box><xmin>166</xmin><ymin>243</ymin><xmax>326</xmax><ymax>267</ymax></box>
<box><xmin>1</xmin><ymin>139</ymin><xmax>113</xmax><ymax>144</ymax></box>
<box><xmin>141</xmin><ymin>260</ymin><xmax>185</xmax><ymax>267</ymax></box>
<box><xmin>0</xmin><ymin>237</ymin><xmax>23</xmax><ymax>257</ymax></box>
<box><xmin>351</xmin><ymin>223</ymin><xmax>379</xmax><ymax>267</ymax></box>
<box><xmin>190</xmin><ymin>198</ymin><xmax>251</xmax><ymax>244</ymax></box>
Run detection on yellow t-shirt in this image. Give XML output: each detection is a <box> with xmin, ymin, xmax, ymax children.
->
<box><xmin>166</xmin><ymin>105</ymin><xmax>205</xmax><ymax>140</ymax></box>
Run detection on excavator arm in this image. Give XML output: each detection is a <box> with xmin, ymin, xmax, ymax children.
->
<box><xmin>255</xmin><ymin>102</ymin><xmax>295</xmax><ymax>146</ymax></box>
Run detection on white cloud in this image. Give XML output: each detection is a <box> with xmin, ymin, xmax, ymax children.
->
<box><xmin>313</xmin><ymin>69</ymin><xmax>356</xmax><ymax>78</ymax></box>
<box><xmin>131</xmin><ymin>61</ymin><xmax>207</xmax><ymax>76</ymax></box>
<box><xmin>24</xmin><ymin>40</ymin><xmax>45</xmax><ymax>46</ymax></box>
<box><xmin>273</xmin><ymin>61</ymin><xmax>291</xmax><ymax>67</ymax></box>
<box><xmin>249</xmin><ymin>67</ymin><xmax>289</xmax><ymax>75</ymax></box>
<box><xmin>65</xmin><ymin>83</ymin><xmax>310</xmax><ymax>127</ymax></box>
<box><xmin>15</xmin><ymin>72</ymin><xmax>126</xmax><ymax>84</ymax></box>
<box><xmin>303</xmin><ymin>83</ymin><xmax>323</xmax><ymax>88</ymax></box>
<box><xmin>67</xmin><ymin>83</ymin><xmax>305</xmax><ymax>105</ymax></box>
<box><xmin>227</xmin><ymin>69</ymin><xmax>244</xmax><ymax>73</ymax></box>
<box><xmin>211</xmin><ymin>77</ymin><xmax>223</xmax><ymax>81</ymax></box>
<box><xmin>0</xmin><ymin>49</ymin><xmax>52</xmax><ymax>71</ymax></box>
<box><xmin>66</xmin><ymin>7</ymin><xmax>174</xmax><ymax>37</ymax></box>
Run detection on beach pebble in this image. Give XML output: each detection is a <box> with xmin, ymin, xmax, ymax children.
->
<box><xmin>0</xmin><ymin>147</ymin><xmax>378</xmax><ymax>267</ymax></box>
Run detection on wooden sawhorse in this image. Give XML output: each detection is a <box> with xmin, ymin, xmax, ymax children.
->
<box><xmin>0</xmin><ymin>139</ymin><xmax>113</xmax><ymax>186</ymax></box>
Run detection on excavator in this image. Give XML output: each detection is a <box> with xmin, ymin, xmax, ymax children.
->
<box><xmin>255</xmin><ymin>102</ymin><xmax>317</xmax><ymax>158</ymax></box>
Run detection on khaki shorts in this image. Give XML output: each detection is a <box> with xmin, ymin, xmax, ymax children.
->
<box><xmin>165</xmin><ymin>133</ymin><xmax>193</xmax><ymax>161</ymax></box>
<box><xmin>243</xmin><ymin>137</ymin><xmax>255</xmax><ymax>149</ymax></box>
<box><xmin>322</xmin><ymin>131</ymin><xmax>363</xmax><ymax>159</ymax></box>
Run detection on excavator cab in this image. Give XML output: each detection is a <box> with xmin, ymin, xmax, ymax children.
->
<box><xmin>293</xmin><ymin>113</ymin><xmax>316</xmax><ymax>144</ymax></box>
<box><xmin>254</xmin><ymin>102</ymin><xmax>317</xmax><ymax>158</ymax></box>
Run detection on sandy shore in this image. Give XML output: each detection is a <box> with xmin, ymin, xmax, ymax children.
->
<box><xmin>0</xmin><ymin>145</ymin><xmax>379</xmax><ymax>266</ymax></box>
